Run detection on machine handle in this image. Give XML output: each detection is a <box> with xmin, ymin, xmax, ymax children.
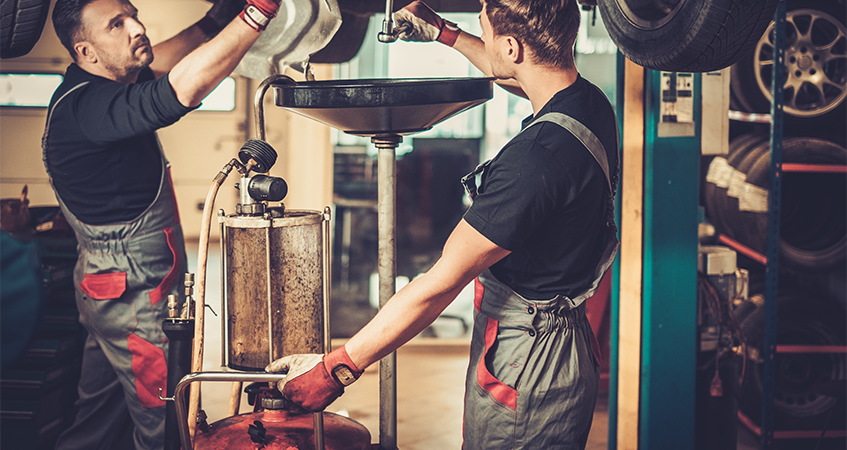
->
<box><xmin>172</xmin><ymin>372</ymin><xmax>288</xmax><ymax>450</ymax></box>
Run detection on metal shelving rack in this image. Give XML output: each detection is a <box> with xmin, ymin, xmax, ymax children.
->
<box><xmin>761</xmin><ymin>2</ymin><xmax>786</xmax><ymax>443</ymax></box>
<box><xmin>722</xmin><ymin>0</ymin><xmax>847</xmax><ymax>447</ymax></box>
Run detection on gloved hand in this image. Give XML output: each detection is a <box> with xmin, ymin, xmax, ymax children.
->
<box><xmin>393</xmin><ymin>1</ymin><xmax>460</xmax><ymax>47</ymax></box>
<box><xmin>206</xmin><ymin>0</ymin><xmax>247</xmax><ymax>29</ymax></box>
<box><xmin>239</xmin><ymin>0</ymin><xmax>282</xmax><ymax>31</ymax></box>
<box><xmin>265</xmin><ymin>346</ymin><xmax>363</xmax><ymax>412</ymax></box>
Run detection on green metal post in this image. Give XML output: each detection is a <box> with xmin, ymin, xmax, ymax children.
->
<box><xmin>639</xmin><ymin>70</ymin><xmax>700</xmax><ymax>450</ymax></box>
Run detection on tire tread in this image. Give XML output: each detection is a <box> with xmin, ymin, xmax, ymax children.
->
<box><xmin>1</xmin><ymin>0</ymin><xmax>51</xmax><ymax>59</ymax></box>
<box><xmin>601</xmin><ymin>0</ymin><xmax>780</xmax><ymax>72</ymax></box>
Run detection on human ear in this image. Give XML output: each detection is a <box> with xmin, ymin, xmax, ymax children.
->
<box><xmin>75</xmin><ymin>42</ymin><xmax>97</xmax><ymax>64</ymax></box>
<box><xmin>503</xmin><ymin>36</ymin><xmax>522</xmax><ymax>64</ymax></box>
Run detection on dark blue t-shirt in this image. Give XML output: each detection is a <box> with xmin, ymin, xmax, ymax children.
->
<box><xmin>44</xmin><ymin>64</ymin><xmax>194</xmax><ymax>225</ymax></box>
<box><xmin>463</xmin><ymin>75</ymin><xmax>618</xmax><ymax>300</ymax></box>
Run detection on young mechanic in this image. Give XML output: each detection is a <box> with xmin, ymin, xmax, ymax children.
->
<box><xmin>43</xmin><ymin>0</ymin><xmax>281</xmax><ymax>448</ymax></box>
<box><xmin>266</xmin><ymin>1</ymin><xmax>620</xmax><ymax>448</ymax></box>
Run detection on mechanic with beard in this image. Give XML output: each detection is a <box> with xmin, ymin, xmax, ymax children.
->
<box><xmin>43</xmin><ymin>0</ymin><xmax>280</xmax><ymax>448</ymax></box>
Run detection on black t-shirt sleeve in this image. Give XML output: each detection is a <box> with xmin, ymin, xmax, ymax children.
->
<box><xmin>463</xmin><ymin>138</ymin><xmax>570</xmax><ymax>251</ymax></box>
<box><xmin>73</xmin><ymin>70</ymin><xmax>194</xmax><ymax>145</ymax></box>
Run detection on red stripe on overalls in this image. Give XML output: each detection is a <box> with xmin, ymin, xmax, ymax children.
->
<box><xmin>127</xmin><ymin>334</ymin><xmax>167</xmax><ymax>408</ymax></box>
<box><xmin>473</xmin><ymin>278</ymin><xmax>484</xmax><ymax>310</ymax></box>
<box><xmin>148</xmin><ymin>226</ymin><xmax>179</xmax><ymax>305</ymax></box>
<box><xmin>474</xmin><ymin>278</ymin><xmax>517</xmax><ymax>410</ymax></box>
<box><xmin>464</xmin><ymin>278</ymin><xmax>487</xmax><ymax>438</ymax></box>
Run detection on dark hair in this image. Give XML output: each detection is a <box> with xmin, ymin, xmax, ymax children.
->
<box><xmin>485</xmin><ymin>0</ymin><xmax>580</xmax><ymax>70</ymax></box>
<box><xmin>53</xmin><ymin>0</ymin><xmax>99</xmax><ymax>61</ymax></box>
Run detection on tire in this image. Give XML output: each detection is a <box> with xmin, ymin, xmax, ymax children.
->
<box><xmin>598</xmin><ymin>0</ymin><xmax>779</xmax><ymax>72</ymax></box>
<box><xmin>745</xmin><ymin>138</ymin><xmax>847</xmax><ymax>271</ymax></box>
<box><xmin>0</xmin><ymin>0</ymin><xmax>51</xmax><ymax>59</ymax></box>
<box><xmin>730</xmin><ymin>0</ymin><xmax>847</xmax><ymax>141</ymax></box>
<box><xmin>705</xmin><ymin>136</ymin><xmax>847</xmax><ymax>272</ymax></box>
<box><xmin>739</xmin><ymin>291</ymin><xmax>846</xmax><ymax>431</ymax></box>
<box><xmin>704</xmin><ymin>132</ymin><xmax>767</xmax><ymax>237</ymax></box>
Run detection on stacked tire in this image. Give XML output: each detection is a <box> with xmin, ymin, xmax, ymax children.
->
<box><xmin>704</xmin><ymin>134</ymin><xmax>847</xmax><ymax>272</ymax></box>
<box><xmin>734</xmin><ymin>291</ymin><xmax>846</xmax><ymax>433</ymax></box>
<box><xmin>716</xmin><ymin>0</ymin><xmax>847</xmax><ymax>441</ymax></box>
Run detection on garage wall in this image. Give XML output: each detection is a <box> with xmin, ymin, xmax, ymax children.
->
<box><xmin>0</xmin><ymin>0</ymin><xmax>334</xmax><ymax>240</ymax></box>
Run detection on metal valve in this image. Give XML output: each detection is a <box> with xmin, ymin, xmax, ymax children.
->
<box><xmin>247</xmin><ymin>175</ymin><xmax>287</xmax><ymax>202</ymax></box>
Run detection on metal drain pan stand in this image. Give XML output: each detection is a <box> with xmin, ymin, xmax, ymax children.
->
<box><xmin>272</xmin><ymin>76</ymin><xmax>492</xmax><ymax>450</ymax></box>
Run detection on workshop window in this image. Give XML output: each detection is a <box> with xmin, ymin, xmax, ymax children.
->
<box><xmin>196</xmin><ymin>77</ymin><xmax>236</xmax><ymax>112</ymax></box>
<box><xmin>0</xmin><ymin>74</ymin><xmax>234</xmax><ymax>111</ymax></box>
<box><xmin>0</xmin><ymin>73</ymin><xmax>63</xmax><ymax>107</ymax></box>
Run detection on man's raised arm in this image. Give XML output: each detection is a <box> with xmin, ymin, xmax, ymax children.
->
<box><xmin>394</xmin><ymin>1</ymin><xmax>527</xmax><ymax>98</ymax></box>
<box><xmin>165</xmin><ymin>0</ymin><xmax>277</xmax><ymax>107</ymax></box>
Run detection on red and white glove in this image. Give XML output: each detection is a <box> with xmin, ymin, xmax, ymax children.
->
<box><xmin>393</xmin><ymin>1</ymin><xmax>460</xmax><ymax>47</ymax></box>
<box><xmin>264</xmin><ymin>346</ymin><xmax>363</xmax><ymax>412</ymax></box>
<box><xmin>239</xmin><ymin>0</ymin><xmax>281</xmax><ymax>31</ymax></box>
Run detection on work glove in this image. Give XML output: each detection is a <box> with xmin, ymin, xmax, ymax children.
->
<box><xmin>393</xmin><ymin>1</ymin><xmax>460</xmax><ymax>47</ymax></box>
<box><xmin>265</xmin><ymin>346</ymin><xmax>363</xmax><ymax>412</ymax></box>
<box><xmin>206</xmin><ymin>0</ymin><xmax>246</xmax><ymax>29</ymax></box>
<box><xmin>239</xmin><ymin>0</ymin><xmax>282</xmax><ymax>31</ymax></box>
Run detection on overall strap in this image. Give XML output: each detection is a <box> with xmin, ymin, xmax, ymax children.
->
<box><xmin>525</xmin><ymin>112</ymin><xmax>612</xmax><ymax>193</ymax></box>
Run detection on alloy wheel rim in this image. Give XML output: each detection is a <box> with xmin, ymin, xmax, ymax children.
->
<box><xmin>754</xmin><ymin>9</ymin><xmax>847</xmax><ymax>118</ymax></box>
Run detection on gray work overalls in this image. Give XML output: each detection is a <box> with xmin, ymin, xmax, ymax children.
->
<box><xmin>461</xmin><ymin>113</ymin><xmax>619</xmax><ymax>450</ymax></box>
<box><xmin>43</xmin><ymin>82</ymin><xmax>188</xmax><ymax>450</ymax></box>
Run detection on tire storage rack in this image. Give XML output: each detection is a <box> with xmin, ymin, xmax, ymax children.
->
<box><xmin>0</xmin><ymin>230</ymin><xmax>85</xmax><ymax>449</ymax></box>
<box><xmin>704</xmin><ymin>1</ymin><xmax>847</xmax><ymax>448</ymax></box>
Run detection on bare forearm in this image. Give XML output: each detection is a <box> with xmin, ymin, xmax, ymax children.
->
<box><xmin>453</xmin><ymin>31</ymin><xmax>491</xmax><ymax>77</ymax></box>
<box><xmin>345</xmin><ymin>220</ymin><xmax>510</xmax><ymax>369</ymax></box>
<box><xmin>168</xmin><ymin>19</ymin><xmax>260</xmax><ymax>107</ymax></box>
<box><xmin>150</xmin><ymin>20</ymin><xmax>210</xmax><ymax>78</ymax></box>
<box><xmin>453</xmin><ymin>31</ymin><xmax>526</xmax><ymax>98</ymax></box>
<box><xmin>345</xmin><ymin>273</ymin><xmax>468</xmax><ymax>368</ymax></box>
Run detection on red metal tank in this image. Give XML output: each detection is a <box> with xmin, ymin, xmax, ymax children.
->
<box><xmin>194</xmin><ymin>408</ymin><xmax>371</xmax><ymax>450</ymax></box>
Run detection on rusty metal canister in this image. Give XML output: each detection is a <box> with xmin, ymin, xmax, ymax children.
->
<box><xmin>222</xmin><ymin>209</ymin><xmax>325</xmax><ymax>371</ymax></box>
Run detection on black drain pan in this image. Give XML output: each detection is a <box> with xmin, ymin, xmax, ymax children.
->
<box><xmin>273</xmin><ymin>77</ymin><xmax>494</xmax><ymax>136</ymax></box>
